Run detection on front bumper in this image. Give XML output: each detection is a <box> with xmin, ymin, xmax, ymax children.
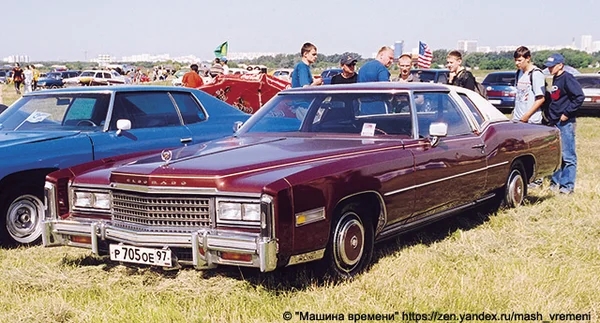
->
<box><xmin>42</xmin><ymin>218</ymin><xmax>278</xmax><ymax>272</ymax></box>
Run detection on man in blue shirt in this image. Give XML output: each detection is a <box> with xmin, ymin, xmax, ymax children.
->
<box><xmin>357</xmin><ymin>46</ymin><xmax>394</xmax><ymax>82</ymax></box>
<box><xmin>291</xmin><ymin>42</ymin><xmax>323</xmax><ymax>88</ymax></box>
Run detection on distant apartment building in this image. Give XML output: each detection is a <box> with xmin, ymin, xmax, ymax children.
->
<box><xmin>581</xmin><ymin>35</ymin><xmax>593</xmax><ymax>53</ymax></box>
<box><xmin>394</xmin><ymin>41</ymin><xmax>404</xmax><ymax>58</ymax></box>
<box><xmin>457</xmin><ymin>40</ymin><xmax>478</xmax><ymax>52</ymax></box>
<box><xmin>593</xmin><ymin>41</ymin><xmax>600</xmax><ymax>52</ymax></box>
<box><xmin>2</xmin><ymin>55</ymin><xmax>30</xmax><ymax>63</ymax></box>
<box><xmin>476</xmin><ymin>46</ymin><xmax>492</xmax><ymax>53</ymax></box>
<box><xmin>121</xmin><ymin>53</ymin><xmax>171</xmax><ymax>62</ymax></box>
<box><xmin>227</xmin><ymin>52</ymin><xmax>281</xmax><ymax>60</ymax></box>
<box><xmin>90</xmin><ymin>54</ymin><xmax>115</xmax><ymax>65</ymax></box>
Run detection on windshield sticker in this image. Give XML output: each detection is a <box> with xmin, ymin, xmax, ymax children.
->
<box><xmin>26</xmin><ymin>111</ymin><xmax>52</xmax><ymax>123</ymax></box>
<box><xmin>361</xmin><ymin>123</ymin><xmax>376</xmax><ymax>136</ymax></box>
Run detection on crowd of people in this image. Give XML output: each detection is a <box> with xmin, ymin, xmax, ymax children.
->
<box><xmin>4</xmin><ymin>42</ymin><xmax>583</xmax><ymax>195</ymax></box>
<box><xmin>286</xmin><ymin>42</ymin><xmax>583</xmax><ymax>195</ymax></box>
<box><xmin>10</xmin><ymin>63</ymin><xmax>41</xmax><ymax>94</ymax></box>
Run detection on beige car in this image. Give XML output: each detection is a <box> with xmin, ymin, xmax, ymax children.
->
<box><xmin>272</xmin><ymin>68</ymin><xmax>293</xmax><ymax>82</ymax></box>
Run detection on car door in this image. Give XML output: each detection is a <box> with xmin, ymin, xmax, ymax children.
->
<box><xmin>90</xmin><ymin>91</ymin><xmax>194</xmax><ymax>159</ymax></box>
<box><xmin>405</xmin><ymin>91</ymin><xmax>487</xmax><ymax>221</ymax></box>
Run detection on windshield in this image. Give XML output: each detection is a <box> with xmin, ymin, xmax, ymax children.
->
<box><xmin>47</xmin><ymin>72</ymin><xmax>62</xmax><ymax>79</ymax></box>
<box><xmin>0</xmin><ymin>93</ymin><xmax>111</xmax><ymax>131</ymax></box>
<box><xmin>483</xmin><ymin>73</ymin><xmax>515</xmax><ymax>85</ymax></box>
<box><xmin>239</xmin><ymin>92</ymin><xmax>415</xmax><ymax>137</ymax></box>
<box><xmin>576</xmin><ymin>77</ymin><xmax>600</xmax><ymax>89</ymax></box>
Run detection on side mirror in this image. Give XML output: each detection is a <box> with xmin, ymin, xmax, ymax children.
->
<box><xmin>233</xmin><ymin>121</ymin><xmax>244</xmax><ymax>133</ymax></box>
<box><xmin>428</xmin><ymin>122</ymin><xmax>448</xmax><ymax>147</ymax></box>
<box><xmin>115</xmin><ymin>119</ymin><xmax>132</xmax><ymax>136</ymax></box>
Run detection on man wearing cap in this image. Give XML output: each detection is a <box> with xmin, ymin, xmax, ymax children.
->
<box><xmin>331</xmin><ymin>55</ymin><xmax>358</xmax><ymax>84</ymax></box>
<box><xmin>544</xmin><ymin>53</ymin><xmax>584</xmax><ymax>195</ymax></box>
<box><xmin>392</xmin><ymin>53</ymin><xmax>419</xmax><ymax>83</ymax></box>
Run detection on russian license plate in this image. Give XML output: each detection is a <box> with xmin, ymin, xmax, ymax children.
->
<box><xmin>109</xmin><ymin>244</ymin><xmax>172</xmax><ymax>267</ymax></box>
<box><xmin>584</xmin><ymin>97</ymin><xmax>592</xmax><ymax>102</ymax></box>
<box><xmin>488</xmin><ymin>99</ymin><xmax>501</xmax><ymax>105</ymax></box>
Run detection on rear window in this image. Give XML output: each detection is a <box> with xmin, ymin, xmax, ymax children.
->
<box><xmin>575</xmin><ymin>77</ymin><xmax>600</xmax><ymax>89</ymax></box>
<box><xmin>482</xmin><ymin>73</ymin><xmax>515</xmax><ymax>85</ymax></box>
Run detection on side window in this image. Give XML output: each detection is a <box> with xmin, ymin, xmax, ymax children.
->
<box><xmin>171</xmin><ymin>92</ymin><xmax>207</xmax><ymax>125</ymax></box>
<box><xmin>112</xmin><ymin>92</ymin><xmax>181</xmax><ymax>129</ymax></box>
<box><xmin>103</xmin><ymin>72</ymin><xmax>111</xmax><ymax>79</ymax></box>
<box><xmin>458</xmin><ymin>93</ymin><xmax>484</xmax><ymax>126</ymax></box>
<box><xmin>60</xmin><ymin>95</ymin><xmax>109</xmax><ymax>127</ymax></box>
<box><xmin>415</xmin><ymin>92</ymin><xmax>472</xmax><ymax>137</ymax></box>
<box><xmin>63</xmin><ymin>98</ymin><xmax>96</xmax><ymax>125</ymax></box>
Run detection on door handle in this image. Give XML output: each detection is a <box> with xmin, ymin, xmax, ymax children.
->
<box><xmin>471</xmin><ymin>143</ymin><xmax>486</xmax><ymax>154</ymax></box>
<box><xmin>180</xmin><ymin>137</ymin><xmax>192</xmax><ymax>144</ymax></box>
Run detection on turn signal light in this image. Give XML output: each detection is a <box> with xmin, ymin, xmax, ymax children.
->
<box><xmin>221</xmin><ymin>252</ymin><xmax>252</xmax><ymax>262</ymax></box>
<box><xmin>71</xmin><ymin>236</ymin><xmax>91</xmax><ymax>244</ymax></box>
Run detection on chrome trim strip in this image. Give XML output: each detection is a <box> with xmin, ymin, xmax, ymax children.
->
<box><xmin>384</xmin><ymin>161</ymin><xmax>508</xmax><ymax>196</ymax></box>
<box><xmin>71</xmin><ymin>182</ymin><xmax>262</xmax><ymax>198</ymax></box>
<box><xmin>42</xmin><ymin>219</ymin><xmax>279</xmax><ymax>272</ymax></box>
<box><xmin>287</xmin><ymin>248</ymin><xmax>326</xmax><ymax>266</ymax></box>
<box><xmin>44</xmin><ymin>182</ymin><xmax>57</xmax><ymax>221</ymax></box>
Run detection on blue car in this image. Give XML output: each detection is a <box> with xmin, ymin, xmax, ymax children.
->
<box><xmin>410</xmin><ymin>69</ymin><xmax>450</xmax><ymax>84</ymax></box>
<box><xmin>320</xmin><ymin>68</ymin><xmax>343</xmax><ymax>84</ymax></box>
<box><xmin>0</xmin><ymin>85</ymin><xmax>250</xmax><ymax>245</ymax></box>
<box><xmin>36</xmin><ymin>70</ymin><xmax>81</xmax><ymax>89</ymax></box>
<box><xmin>481</xmin><ymin>71</ymin><xmax>517</xmax><ymax>110</ymax></box>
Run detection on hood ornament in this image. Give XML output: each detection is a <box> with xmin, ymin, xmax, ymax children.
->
<box><xmin>161</xmin><ymin>149</ymin><xmax>173</xmax><ymax>166</ymax></box>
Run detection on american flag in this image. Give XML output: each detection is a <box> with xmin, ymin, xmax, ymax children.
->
<box><xmin>418</xmin><ymin>41</ymin><xmax>433</xmax><ymax>69</ymax></box>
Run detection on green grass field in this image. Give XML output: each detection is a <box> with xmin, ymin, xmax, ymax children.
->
<box><xmin>0</xmin><ymin>83</ymin><xmax>599</xmax><ymax>323</ymax></box>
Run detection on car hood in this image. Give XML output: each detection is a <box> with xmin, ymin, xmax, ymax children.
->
<box><xmin>78</xmin><ymin>135</ymin><xmax>403</xmax><ymax>191</ymax></box>
<box><xmin>0</xmin><ymin>131</ymin><xmax>81</xmax><ymax>148</ymax></box>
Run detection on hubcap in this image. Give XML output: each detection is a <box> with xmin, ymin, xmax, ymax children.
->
<box><xmin>334</xmin><ymin>213</ymin><xmax>365</xmax><ymax>271</ymax></box>
<box><xmin>508</xmin><ymin>170</ymin><xmax>524</xmax><ymax>206</ymax></box>
<box><xmin>6</xmin><ymin>194</ymin><xmax>43</xmax><ymax>243</ymax></box>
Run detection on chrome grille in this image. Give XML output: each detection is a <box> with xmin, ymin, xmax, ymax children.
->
<box><xmin>112</xmin><ymin>191</ymin><xmax>212</xmax><ymax>232</ymax></box>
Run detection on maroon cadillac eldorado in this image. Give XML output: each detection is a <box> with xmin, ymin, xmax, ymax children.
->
<box><xmin>42</xmin><ymin>83</ymin><xmax>561</xmax><ymax>279</ymax></box>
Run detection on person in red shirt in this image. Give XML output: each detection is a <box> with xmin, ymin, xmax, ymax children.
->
<box><xmin>182</xmin><ymin>64</ymin><xmax>204</xmax><ymax>88</ymax></box>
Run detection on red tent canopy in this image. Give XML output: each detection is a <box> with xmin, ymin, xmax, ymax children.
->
<box><xmin>198</xmin><ymin>73</ymin><xmax>290</xmax><ymax>114</ymax></box>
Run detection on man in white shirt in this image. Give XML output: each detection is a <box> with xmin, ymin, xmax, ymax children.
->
<box><xmin>513</xmin><ymin>46</ymin><xmax>546</xmax><ymax>124</ymax></box>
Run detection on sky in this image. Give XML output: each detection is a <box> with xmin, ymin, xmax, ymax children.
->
<box><xmin>2</xmin><ymin>0</ymin><xmax>598</xmax><ymax>62</ymax></box>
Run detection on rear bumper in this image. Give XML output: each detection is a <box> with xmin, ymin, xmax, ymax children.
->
<box><xmin>487</xmin><ymin>97</ymin><xmax>515</xmax><ymax>107</ymax></box>
<box><xmin>42</xmin><ymin>218</ymin><xmax>278</xmax><ymax>272</ymax></box>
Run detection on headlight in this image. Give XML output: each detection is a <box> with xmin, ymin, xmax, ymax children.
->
<box><xmin>73</xmin><ymin>191</ymin><xmax>110</xmax><ymax>210</ymax></box>
<box><xmin>219</xmin><ymin>202</ymin><xmax>242</xmax><ymax>220</ymax></box>
<box><xmin>218</xmin><ymin>201</ymin><xmax>261</xmax><ymax>223</ymax></box>
<box><xmin>242</xmin><ymin>204</ymin><xmax>260</xmax><ymax>221</ymax></box>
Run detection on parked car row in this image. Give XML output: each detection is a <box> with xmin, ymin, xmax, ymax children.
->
<box><xmin>36</xmin><ymin>70</ymin><xmax>81</xmax><ymax>89</ymax></box>
<box><xmin>0</xmin><ymin>86</ymin><xmax>250</xmax><ymax>245</ymax></box>
<box><xmin>35</xmin><ymin>82</ymin><xmax>561</xmax><ymax>279</ymax></box>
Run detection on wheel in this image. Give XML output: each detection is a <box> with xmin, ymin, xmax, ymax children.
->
<box><xmin>0</xmin><ymin>185</ymin><xmax>44</xmax><ymax>245</ymax></box>
<box><xmin>321</xmin><ymin>203</ymin><xmax>374</xmax><ymax>279</ymax></box>
<box><xmin>502</xmin><ymin>161</ymin><xmax>527</xmax><ymax>208</ymax></box>
<box><xmin>76</xmin><ymin>119</ymin><xmax>98</xmax><ymax>127</ymax></box>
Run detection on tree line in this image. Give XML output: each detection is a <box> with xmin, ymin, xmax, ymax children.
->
<box><xmin>243</xmin><ymin>48</ymin><xmax>600</xmax><ymax>70</ymax></box>
<box><xmin>35</xmin><ymin>48</ymin><xmax>600</xmax><ymax>72</ymax></box>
